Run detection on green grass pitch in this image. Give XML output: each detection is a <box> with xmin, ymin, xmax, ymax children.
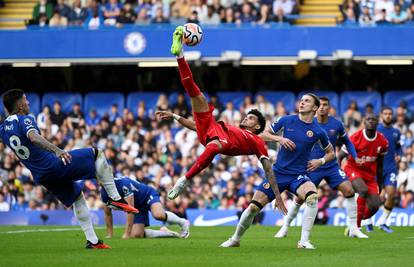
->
<box><xmin>0</xmin><ymin>225</ymin><xmax>413</xmax><ymax>267</ymax></box>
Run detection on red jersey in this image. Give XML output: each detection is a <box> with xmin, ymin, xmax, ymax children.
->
<box><xmin>193</xmin><ymin>104</ymin><xmax>268</xmax><ymax>160</ymax></box>
<box><xmin>343</xmin><ymin>129</ymin><xmax>388</xmax><ymax>180</ymax></box>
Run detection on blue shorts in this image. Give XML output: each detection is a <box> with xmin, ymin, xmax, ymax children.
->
<box><xmin>39</xmin><ymin>148</ymin><xmax>96</xmax><ymax>207</ymax></box>
<box><xmin>134</xmin><ymin>188</ymin><xmax>161</xmax><ymax>226</ymax></box>
<box><xmin>257</xmin><ymin>172</ymin><xmax>310</xmax><ymax>202</ymax></box>
<box><xmin>384</xmin><ymin>169</ymin><xmax>397</xmax><ymax>187</ymax></box>
<box><xmin>308</xmin><ymin>167</ymin><xmax>348</xmax><ymax>190</ymax></box>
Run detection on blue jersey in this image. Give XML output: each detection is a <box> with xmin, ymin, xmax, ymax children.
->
<box><xmin>0</xmin><ymin>115</ymin><xmax>59</xmax><ymax>180</ymax></box>
<box><xmin>377</xmin><ymin>123</ymin><xmax>401</xmax><ymax>173</ymax></box>
<box><xmin>270</xmin><ymin>115</ymin><xmax>330</xmax><ymax>175</ymax></box>
<box><xmin>112</xmin><ymin>177</ymin><xmax>158</xmax><ymax>209</ymax></box>
<box><xmin>310</xmin><ymin>116</ymin><xmax>346</xmax><ymax>170</ymax></box>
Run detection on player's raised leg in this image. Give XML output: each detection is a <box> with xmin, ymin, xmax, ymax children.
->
<box><xmin>151</xmin><ymin>202</ymin><xmax>190</xmax><ymax>238</ymax></box>
<box><xmin>94</xmin><ymin>148</ymin><xmax>138</xmax><ymax>213</ymax></box>
<box><xmin>337</xmin><ymin>181</ymin><xmax>368</xmax><ymax>238</ymax></box>
<box><xmin>295</xmin><ymin>181</ymin><xmax>318</xmax><ymax>249</ymax></box>
<box><xmin>275</xmin><ymin>196</ymin><xmax>303</xmax><ymax>238</ymax></box>
<box><xmin>220</xmin><ymin>191</ymin><xmax>269</xmax><ymax>247</ymax></box>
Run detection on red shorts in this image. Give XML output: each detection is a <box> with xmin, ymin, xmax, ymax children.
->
<box><xmin>344</xmin><ymin>167</ymin><xmax>379</xmax><ymax>195</ymax></box>
<box><xmin>193</xmin><ymin>104</ymin><xmax>229</xmax><ymax>147</ymax></box>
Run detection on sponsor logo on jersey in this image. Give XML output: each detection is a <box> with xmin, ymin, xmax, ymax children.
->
<box><xmin>263</xmin><ymin>182</ymin><xmax>270</xmax><ymax>189</ymax></box>
<box><xmin>306</xmin><ymin>130</ymin><xmax>314</xmax><ymax>137</ymax></box>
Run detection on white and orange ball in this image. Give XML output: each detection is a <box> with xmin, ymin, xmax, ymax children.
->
<box><xmin>183</xmin><ymin>23</ymin><xmax>203</xmax><ymax>47</ymax></box>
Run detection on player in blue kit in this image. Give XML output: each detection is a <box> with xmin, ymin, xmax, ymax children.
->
<box><xmin>0</xmin><ymin>89</ymin><xmax>138</xmax><ymax>249</ymax></box>
<box><xmin>274</xmin><ymin>96</ymin><xmax>368</xmax><ymax>239</ymax></box>
<box><xmin>102</xmin><ymin>176</ymin><xmax>190</xmax><ymax>239</ymax></box>
<box><xmin>375</xmin><ymin>106</ymin><xmax>402</xmax><ymax>233</ymax></box>
<box><xmin>220</xmin><ymin>94</ymin><xmax>335</xmax><ymax>249</ymax></box>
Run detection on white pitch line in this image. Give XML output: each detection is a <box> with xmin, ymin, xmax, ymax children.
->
<box><xmin>0</xmin><ymin>226</ymin><xmax>108</xmax><ymax>234</ymax></box>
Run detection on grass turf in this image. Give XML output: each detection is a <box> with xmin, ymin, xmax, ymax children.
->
<box><xmin>0</xmin><ymin>225</ymin><xmax>413</xmax><ymax>267</ymax></box>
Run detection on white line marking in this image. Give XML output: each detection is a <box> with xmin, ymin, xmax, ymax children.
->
<box><xmin>0</xmin><ymin>226</ymin><xmax>116</xmax><ymax>234</ymax></box>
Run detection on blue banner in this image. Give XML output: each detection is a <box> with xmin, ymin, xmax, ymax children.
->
<box><xmin>0</xmin><ymin>208</ymin><xmax>413</xmax><ymax>226</ymax></box>
<box><xmin>0</xmin><ymin>26</ymin><xmax>414</xmax><ymax>59</ymax></box>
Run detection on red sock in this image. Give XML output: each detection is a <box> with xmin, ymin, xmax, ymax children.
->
<box><xmin>185</xmin><ymin>143</ymin><xmax>220</xmax><ymax>180</ymax></box>
<box><xmin>357</xmin><ymin>197</ymin><xmax>366</xmax><ymax>228</ymax></box>
<box><xmin>177</xmin><ymin>57</ymin><xmax>201</xmax><ymax>97</ymax></box>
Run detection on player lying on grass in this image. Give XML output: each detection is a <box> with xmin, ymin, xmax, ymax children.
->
<box><xmin>0</xmin><ymin>89</ymin><xmax>138</xmax><ymax>249</ymax></box>
<box><xmin>102</xmin><ymin>176</ymin><xmax>190</xmax><ymax>239</ymax></box>
<box><xmin>274</xmin><ymin>96</ymin><xmax>368</xmax><ymax>239</ymax></box>
<box><xmin>338</xmin><ymin>112</ymin><xmax>388</xmax><ymax>235</ymax></box>
<box><xmin>167</xmin><ymin>25</ymin><xmax>287</xmax><ymax>215</ymax></box>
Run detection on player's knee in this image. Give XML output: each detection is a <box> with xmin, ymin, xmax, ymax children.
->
<box><xmin>249</xmin><ymin>200</ymin><xmax>263</xmax><ymax>213</ymax></box>
<box><xmin>153</xmin><ymin>211</ymin><xmax>166</xmax><ymax>221</ymax></box>
<box><xmin>343</xmin><ymin>187</ymin><xmax>355</xmax><ymax>198</ymax></box>
<box><xmin>305</xmin><ymin>191</ymin><xmax>318</xmax><ymax>207</ymax></box>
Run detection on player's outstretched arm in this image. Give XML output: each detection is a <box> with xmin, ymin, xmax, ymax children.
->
<box><xmin>337</xmin><ymin>149</ymin><xmax>348</xmax><ymax>166</ymax></box>
<box><xmin>155</xmin><ymin>110</ymin><xmax>196</xmax><ymax>131</ymax></box>
<box><xmin>340</xmin><ymin>135</ymin><xmax>358</xmax><ymax>159</ymax></box>
<box><xmin>122</xmin><ymin>195</ymin><xmax>135</xmax><ymax>239</ymax></box>
<box><xmin>28</xmin><ymin>130</ymin><xmax>72</xmax><ymax>165</ymax></box>
<box><xmin>260</xmin><ymin>158</ymin><xmax>287</xmax><ymax>215</ymax></box>
<box><xmin>260</xmin><ymin>129</ymin><xmax>296</xmax><ymax>151</ymax></box>
<box><xmin>104</xmin><ymin>206</ymin><xmax>114</xmax><ymax>238</ymax></box>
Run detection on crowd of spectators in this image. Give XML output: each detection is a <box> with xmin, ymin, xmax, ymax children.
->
<box><xmin>341</xmin><ymin>0</ymin><xmax>414</xmax><ymax>25</ymax></box>
<box><xmin>28</xmin><ymin>0</ymin><xmax>299</xmax><ymax>28</ymax></box>
<box><xmin>0</xmin><ymin>92</ymin><xmax>413</xmax><ymax>224</ymax></box>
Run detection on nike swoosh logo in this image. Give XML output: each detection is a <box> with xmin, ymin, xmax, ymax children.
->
<box><xmin>194</xmin><ymin>215</ymin><xmax>239</xmax><ymax>226</ymax></box>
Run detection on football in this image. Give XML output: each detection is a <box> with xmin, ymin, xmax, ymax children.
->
<box><xmin>183</xmin><ymin>23</ymin><xmax>203</xmax><ymax>47</ymax></box>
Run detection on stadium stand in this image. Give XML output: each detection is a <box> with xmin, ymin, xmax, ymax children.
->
<box><xmin>42</xmin><ymin>92</ymin><xmax>82</xmax><ymax>114</ymax></box>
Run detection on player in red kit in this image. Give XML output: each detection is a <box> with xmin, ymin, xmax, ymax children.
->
<box><xmin>158</xmin><ymin>26</ymin><xmax>287</xmax><ymax>215</ymax></box>
<box><xmin>338</xmin><ymin>113</ymin><xmax>388</xmax><ymax>233</ymax></box>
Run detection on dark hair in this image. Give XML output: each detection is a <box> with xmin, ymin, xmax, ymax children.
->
<box><xmin>319</xmin><ymin>96</ymin><xmax>330</xmax><ymax>105</ymax></box>
<box><xmin>306</xmin><ymin>93</ymin><xmax>321</xmax><ymax>108</ymax></box>
<box><xmin>247</xmin><ymin>109</ymin><xmax>266</xmax><ymax>134</ymax></box>
<box><xmin>2</xmin><ymin>89</ymin><xmax>25</xmax><ymax>114</ymax></box>
<box><xmin>381</xmin><ymin>106</ymin><xmax>393</xmax><ymax>113</ymax></box>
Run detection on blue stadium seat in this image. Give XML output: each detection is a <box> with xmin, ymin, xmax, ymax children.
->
<box><xmin>0</xmin><ymin>92</ymin><xmax>40</xmax><ymax>116</ymax></box>
<box><xmin>340</xmin><ymin>91</ymin><xmax>382</xmax><ymax>114</ymax></box>
<box><xmin>298</xmin><ymin>91</ymin><xmax>339</xmax><ymax>112</ymax></box>
<box><xmin>217</xmin><ymin>92</ymin><xmax>251</xmax><ymax>108</ymax></box>
<box><xmin>384</xmin><ymin>91</ymin><xmax>414</xmax><ymax>110</ymax></box>
<box><xmin>84</xmin><ymin>92</ymin><xmax>125</xmax><ymax>118</ymax></box>
<box><xmin>127</xmin><ymin>92</ymin><xmax>162</xmax><ymax>115</ymax></box>
<box><xmin>42</xmin><ymin>93</ymin><xmax>82</xmax><ymax>114</ymax></box>
<box><xmin>256</xmin><ymin>91</ymin><xmax>296</xmax><ymax>113</ymax></box>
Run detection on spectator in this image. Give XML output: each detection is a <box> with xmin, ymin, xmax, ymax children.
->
<box><xmin>50</xmin><ymin>101</ymin><xmax>66</xmax><ymax>127</ymax></box>
<box><xmin>200</xmin><ymin>5</ymin><xmax>220</xmax><ymax>24</ymax></box>
<box><xmin>397</xmin><ymin>161</ymin><xmax>414</xmax><ymax>208</ymax></box>
<box><xmin>103</xmin><ymin>0</ymin><xmax>122</xmax><ymax>25</ymax></box>
<box><xmin>117</xmin><ymin>2</ymin><xmax>137</xmax><ymax>25</ymax></box>
<box><xmin>187</xmin><ymin>10</ymin><xmax>200</xmax><ymax>23</ymax></box>
<box><xmin>55</xmin><ymin>0</ymin><xmax>72</xmax><ymax>19</ymax></box>
<box><xmin>255</xmin><ymin>94</ymin><xmax>274</xmax><ymax>117</ymax></box>
<box><xmin>156</xmin><ymin>94</ymin><xmax>169</xmax><ymax>111</ymax></box>
<box><xmin>49</xmin><ymin>10</ymin><xmax>68</xmax><ymax>27</ymax></box>
<box><xmin>170</xmin><ymin>7</ymin><xmax>187</xmax><ymax>25</ymax></box>
<box><xmin>220</xmin><ymin>102</ymin><xmax>241</xmax><ymax>125</ymax></box>
<box><xmin>32</xmin><ymin>0</ymin><xmax>53</xmax><ymax>23</ymax></box>
<box><xmin>67</xmin><ymin>103</ymin><xmax>85</xmax><ymax>130</ymax></box>
<box><xmin>238</xmin><ymin>3</ymin><xmax>256</xmax><ymax>23</ymax></box>
<box><xmin>108</xmin><ymin>104</ymin><xmax>120</xmax><ymax>122</ymax></box>
<box><xmin>343</xmin><ymin>100</ymin><xmax>362</xmax><ymax>134</ymax></box>
<box><xmin>171</xmin><ymin>93</ymin><xmax>190</xmax><ymax>118</ymax></box>
<box><xmin>375</xmin><ymin>0</ymin><xmax>394</xmax><ymax>21</ymax></box>
<box><xmin>171</xmin><ymin>0</ymin><xmax>191</xmax><ymax>19</ymax></box>
<box><xmin>376</xmin><ymin>8</ymin><xmax>391</xmax><ymax>24</ymax></box>
<box><xmin>341</xmin><ymin>0</ymin><xmax>359</xmax><ymax>22</ymax></box>
<box><xmin>257</xmin><ymin>4</ymin><xmax>272</xmax><ymax>24</ymax></box>
<box><xmin>37</xmin><ymin>105</ymin><xmax>50</xmax><ymax>130</ymax></box>
<box><xmin>134</xmin><ymin>0</ymin><xmax>152</xmax><ymax>17</ymax></box>
<box><xmin>221</xmin><ymin>7</ymin><xmax>235</xmax><ymax>23</ymax></box>
<box><xmin>12</xmin><ymin>193</ymin><xmax>28</xmax><ymax>211</ymax></box>
<box><xmin>390</xmin><ymin>3</ymin><xmax>408</xmax><ymax>24</ymax></box>
<box><xmin>273</xmin><ymin>0</ymin><xmax>294</xmax><ymax>23</ymax></box>
<box><xmin>135</xmin><ymin>8</ymin><xmax>150</xmax><ymax>25</ymax></box>
<box><xmin>359</xmin><ymin>5</ymin><xmax>375</xmax><ymax>26</ymax></box>
<box><xmin>150</xmin><ymin>7</ymin><xmax>170</xmax><ymax>23</ymax></box>
<box><xmin>359</xmin><ymin>0</ymin><xmax>375</xmax><ymax>17</ymax></box>
<box><xmin>69</xmin><ymin>0</ymin><xmax>88</xmax><ymax>25</ymax></box>
<box><xmin>191</xmin><ymin>0</ymin><xmax>208</xmax><ymax>22</ymax></box>
<box><xmin>86</xmin><ymin>109</ymin><xmax>101</xmax><ymax>127</ymax></box>
<box><xmin>0</xmin><ymin>192</ymin><xmax>10</xmax><ymax>212</ymax></box>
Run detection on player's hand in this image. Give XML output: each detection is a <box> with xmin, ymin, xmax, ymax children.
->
<box><xmin>307</xmin><ymin>159</ymin><xmax>322</xmax><ymax>172</ymax></box>
<box><xmin>56</xmin><ymin>150</ymin><xmax>72</xmax><ymax>165</ymax></box>
<box><xmin>355</xmin><ymin>157</ymin><xmax>365</xmax><ymax>166</ymax></box>
<box><xmin>155</xmin><ymin>110</ymin><xmax>173</xmax><ymax>121</ymax></box>
<box><xmin>279</xmin><ymin>137</ymin><xmax>296</xmax><ymax>151</ymax></box>
<box><xmin>274</xmin><ymin>195</ymin><xmax>287</xmax><ymax>215</ymax></box>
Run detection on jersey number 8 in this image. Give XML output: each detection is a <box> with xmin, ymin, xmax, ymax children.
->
<box><xmin>9</xmin><ymin>135</ymin><xmax>30</xmax><ymax>160</ymax></box>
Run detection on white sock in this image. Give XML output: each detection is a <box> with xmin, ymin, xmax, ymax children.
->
<box><xmin>165</xmin><ymin>211</ymin><xmax>186</xmax><ymax>227</ymax></box>
<box><xmin>95</xmin><ymin>149</ymin><xmax>121</xmax><ymax>201</ymax></box>
<box><xmin>300</xmin><ymin>196</ymin><xmax>318</xmax><ymax>243</ymax></box>
<box><xmin>232</xmin><ymin>205</ymin><xmax>259</xmax><ymax>241</ymax></box>
<box><xmin>377</xmin><ymin>207</ymin><xmax>392</xmax><ymax>226</ymax></box>
<box><xmin>73</xmin><ymin>194</ymin><xmax>99</xmax><ymax>244</ymax></box>
<box><xmin>144</xmin><ymin>229</ymin><xmax>178</xmax><ymax>238</ymax></box>
<box><xmin>345</xmin><ymin>196</ymin><xmax>357</xmax><ymax>231</ymax></box>
<box><xmin>283</xmin><ymin>201</ymin><xmax>302</xmax><ymax>228</ymax></box>
<box><xmin>363</xmin><ymin>217</ymin><xmax>373</xmax><ymax>226</ymax></box>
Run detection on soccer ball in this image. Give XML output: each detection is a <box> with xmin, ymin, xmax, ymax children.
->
<box><xmin>183</xmin><ymin>23</ymin><xmax>203</xmax><ymax>47</ymax></box>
